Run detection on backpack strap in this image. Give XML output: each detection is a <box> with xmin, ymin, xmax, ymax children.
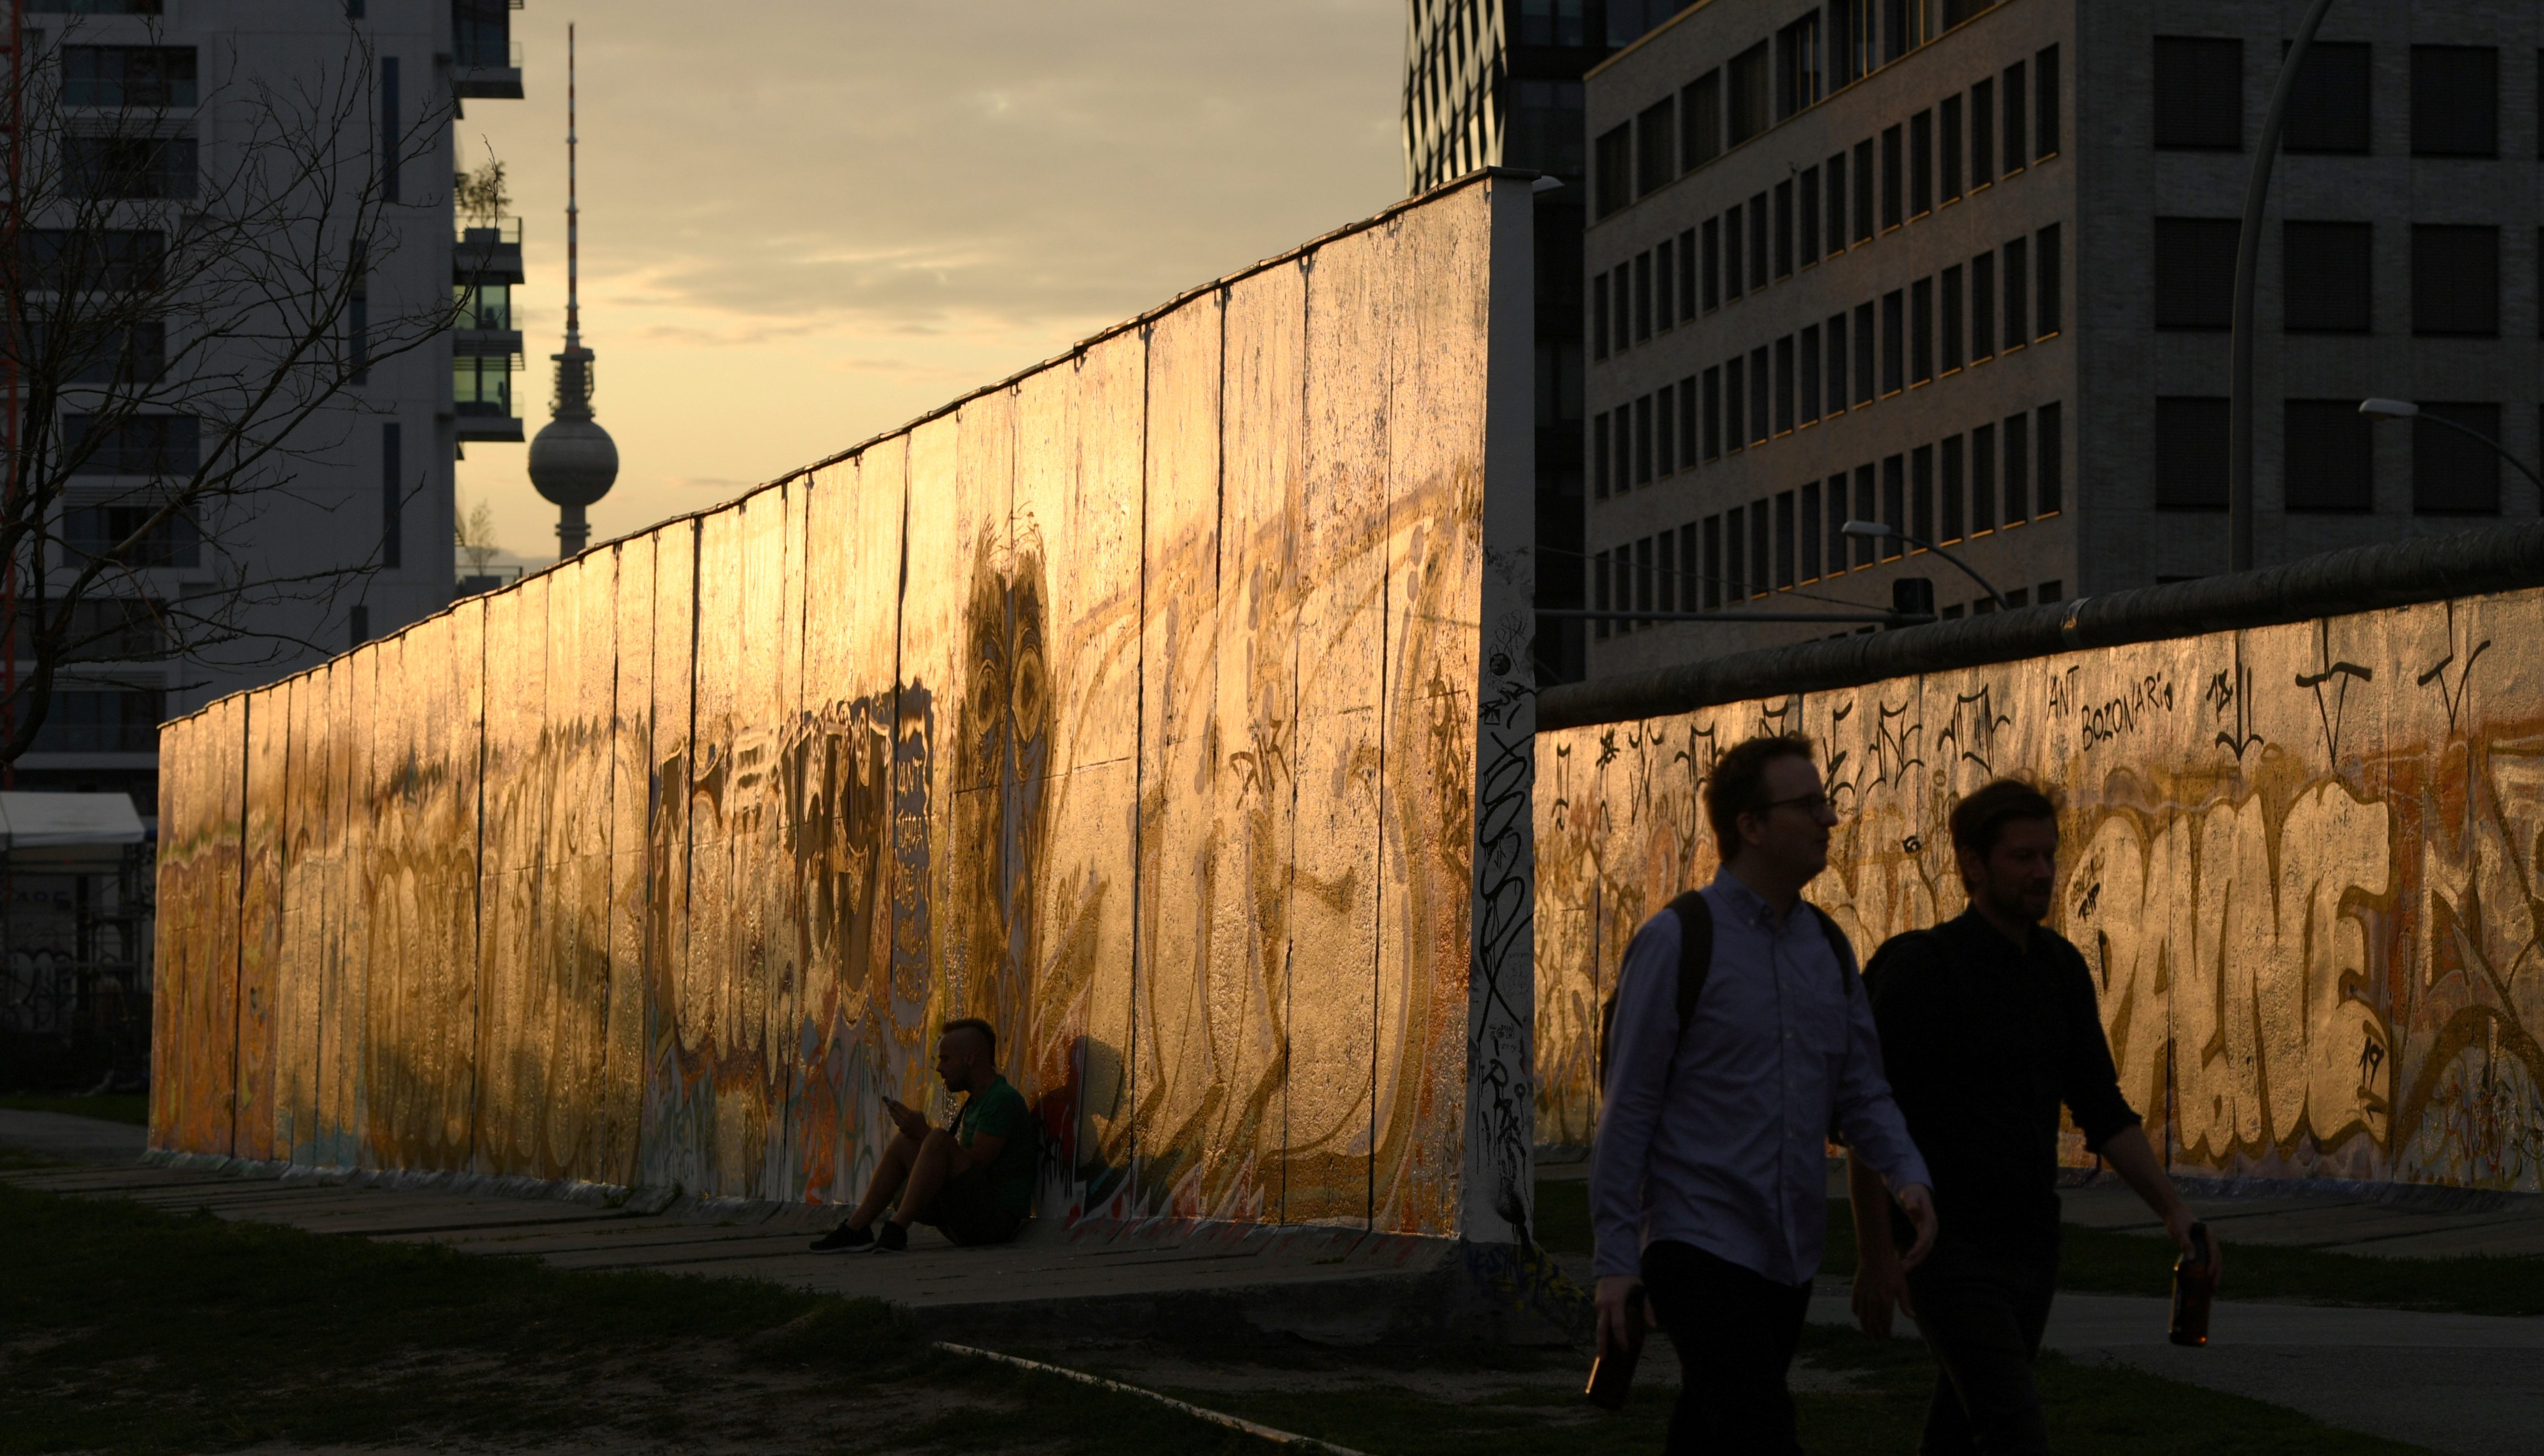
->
<box><xmin>1806</xmin><ymin>902</ymin><xmax>1866</xmax><ymax>1145</ymax></box>
<box><xmin>1597</xmin><ymin>893</ymin><xmax>1849</xmax><ymax>1080</ymax></box>
<box><xmin>1803</xmin><ymin>903</ymin><xmax>1859</xmax><ymax>998</ymax></box>
<box><xmin>1595</xmin><ymin>889</ymin><xmax>1714</xmax><ymax>1081</ymax></box>
<box><xmin>1665</xmin><ymin>889</ymin><xmax>1713</xmax><ymax>1034</ymax></box>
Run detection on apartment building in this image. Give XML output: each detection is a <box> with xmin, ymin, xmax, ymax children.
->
<box><xmin>1582</xmin><ymin>0</ymin><xmax>2543</xmax><ymax>674</ymax></box>
<box><xmin>13</xmin><ymin>0</ymin><xmax>525</xmax><ymax>810</ymax></box>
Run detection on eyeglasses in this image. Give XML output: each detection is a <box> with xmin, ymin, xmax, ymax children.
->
<box><xmin>1755</xmin><ymin>792</ymin><xmax>1839</xmax><ymax>817</ymax></box>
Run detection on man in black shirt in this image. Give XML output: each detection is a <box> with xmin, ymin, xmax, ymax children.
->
<box><xmin>1847</xmin><ymin>779</ymin><xmax>2220</xmax><ymax>1454</ymax></box>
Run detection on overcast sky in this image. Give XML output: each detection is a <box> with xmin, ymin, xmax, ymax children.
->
<box><xmin>455</xmin><ymin>1</ymin><xmax>1406</xmax><ymax>562</ymax></box>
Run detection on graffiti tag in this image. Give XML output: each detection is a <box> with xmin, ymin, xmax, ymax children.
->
<box><xmin>2079</xmin><ymin>673</ymin><xmax>2175</xmax><ymax>750</ymax></box>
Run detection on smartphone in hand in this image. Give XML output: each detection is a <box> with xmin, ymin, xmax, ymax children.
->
<box><xmin>882</xmin><ymin>1097</ymin><xmax>922</xmax><ymax>1135</ymax></box>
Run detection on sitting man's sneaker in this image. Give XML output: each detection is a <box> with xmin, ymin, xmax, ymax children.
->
<box><xmin>875</xmin><ymin>1221</ymin><xmax>909</xmax><ymax>1252</ymax></box>
<box><xmin>809</xmin><ymin>1221</ymin><xmax>874</xmax><ymax>1254</ymax></box>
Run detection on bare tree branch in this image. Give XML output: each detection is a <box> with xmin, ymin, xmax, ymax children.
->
<box><xmin>2</xmin><ymin>16</ymin><xmax>469</xmax><ymax>763</ymax></box>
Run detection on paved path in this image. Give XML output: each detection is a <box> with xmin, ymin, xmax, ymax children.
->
<box><xmin>2059</xmin><ymin>1182</ymin><xmax>2544</xmax><ymax>1260</ymax></box>
<box><xmin>1548</xmin><ymin>1153</ymin><xmax>2544</xmax><ymax>1259</ymax></box>
<box><xmin>0</xmin><ymin>1108</ymin><xmax>146</xmax><ymax>1164</ymax></box>
<box><xmin>0</xmin><ymin>1113</ymin><xmax>1482</xmax><ymax>1345</ymax></box>
<box><xmin>1798</xmin><ymin>1290</ymin><xmax>2544</xmax><ymax>1456</ymax></box>
<box><xmin>1545</xmin><ymin>1156</ymin><xmax>2544</xmax><ymax>1456</ymax></box>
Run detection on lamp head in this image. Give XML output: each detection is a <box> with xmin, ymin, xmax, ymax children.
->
<box><xmin>1841</xmin><ymin>519</ymin><xmax>1891</xmax><ymax>539</ymax></box>
<box><xmin>2359</xmin><ymin>398</ymin><xmax>2420</xmax><ymax>420</ymax></box>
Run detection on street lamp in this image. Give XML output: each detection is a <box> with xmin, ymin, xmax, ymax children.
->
<box><xmin>2358</xmin><ymin>398</ymin><xmax>2544</xmax><ymax>502</ymax></box>
<box><xmin>2228</xmin><ymin>0</ymin><xmax>2339</xmax><ymax>572</ymax></box>
<box><xmin>1840</xmin><ymin>520</ymin><xmax>2013</xmax><ymax>611</ymax></box>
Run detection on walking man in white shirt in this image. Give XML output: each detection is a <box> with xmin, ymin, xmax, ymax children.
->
<box><xmin>1591</xmin><ymin>733</ymin><xmax>1939</xmax><ymax>1454</ymax></box>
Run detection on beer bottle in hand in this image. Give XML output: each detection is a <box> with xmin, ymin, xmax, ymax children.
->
<box><xmin>2168</xmin><ymin>1221</ymin><xmax>2215</xmax><ymax>1347</ymax></box>
<box><xmin>1585</xmin><ymin>1286</ymin><xmax>1647</xmax><ymax>1408</ymax></box>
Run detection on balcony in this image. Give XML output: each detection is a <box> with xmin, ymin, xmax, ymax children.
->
<box><xmin>454</xmin><ymin>219</ymin><xmax>524</xmax><ymax>286</ymax></box>
<box><xmin>453</xmin><ymin>39</ymin><xmax>525</xmax><ymax>101</ymax></box>
<box><xmin>452</xmin><ymin>356</ymin><xmax>523</xmax><ymax>442</ymax></box>
<box><xmin>453</xmin><ymin>283</ymin><xmax>524</xmax><ymax>367</ymax></box>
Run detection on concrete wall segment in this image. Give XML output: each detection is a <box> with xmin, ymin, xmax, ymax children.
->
<box><xmin>1216</xmin><ymin>262</ymin><xmax>1311</xmax><ymax>1229</ymax></box>
<box><xmin>235</xmin><ymin>688</ymin><xmax>287</xmax><ymax>1164</ymax></box>
<box><xmin>1537</xmin><ymin>576</ymin><xmax>2544</xmax><ymax>1192</ymax></box>
<box><xmin>147</xmin><ymin>177</ymin><xmax>1538</xmax><ymax>1246</ymax></box>
<box><xmin>638</xmin><ymin>519</ymin><xmax>700</xmax><ymax>1194</ymax></box>
<box><xmin>1466</xmin><ymin>187</ymin><xmax>1542</xmax><ymax>1244</ymax></box>
<box><xmin>1045</xmin><ymin>332</ymin><xmax>1146</xmax><ymax>1223</ymax></box>
<box><xmin>1287</xmin><ymin>216</ymin><xmax>1396</xmax><ymax>1228</ymax></box>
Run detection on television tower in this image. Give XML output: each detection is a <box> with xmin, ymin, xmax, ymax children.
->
<box><xmin>526</xmin><ymin>23</ymin><xmax>617</xmax><ymax>558</ymax></box>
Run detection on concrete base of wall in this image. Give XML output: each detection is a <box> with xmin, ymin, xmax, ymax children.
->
<box><xmin>128</xmin><ymin>1146</ymin><xmax>1591</xmax><ymax>1347</ymax></box>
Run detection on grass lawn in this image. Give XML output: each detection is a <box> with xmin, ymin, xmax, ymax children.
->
<box><xmin>1534</xmin><ymin>1178</ymin><xmax>2544</xmax><ymax>1318</ymax></box>
<box><xmin>0</xmin><ymin>1172</ymin><xmax>1258</xmax><ymax>1455</ymax></box>
<box><xmin>0</xmin><ymin>1094</ymin><xmax>147</xmax><ymax>1125</ymax></box>
<box><xmin>0</xmin><ymin>1163</ymin><xmax>2444</xmax><ymax>1456</ymax></box>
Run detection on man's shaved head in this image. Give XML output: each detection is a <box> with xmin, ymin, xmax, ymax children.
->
<box><xmin>939</xmin><ymin>1017</ymin><xmax>997</xmax><ymax>1059</ymax></box>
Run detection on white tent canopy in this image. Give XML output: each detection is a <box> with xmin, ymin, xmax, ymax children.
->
<box><xmin>0</xmin><ymin>792</ymin><xmax>147</xmax><ymax>852</ymax></box>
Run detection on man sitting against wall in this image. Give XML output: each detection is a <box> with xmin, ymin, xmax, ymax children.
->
<box><xmin>811</xmin><ymin>1018</ymin><xmax>1035</xmax><ymax>1253</ymax></box>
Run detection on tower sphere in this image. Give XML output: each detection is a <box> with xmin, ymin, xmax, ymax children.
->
<box><xmin>529</xmin><ymin>411</ymin><xmax>618</xmax><ymax>509</ymax></box>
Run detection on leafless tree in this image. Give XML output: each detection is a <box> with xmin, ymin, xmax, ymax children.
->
<box><xmin>0</xmin><ymin>17</ymin><xmax>464</xmax><ymax>762</ymax></box>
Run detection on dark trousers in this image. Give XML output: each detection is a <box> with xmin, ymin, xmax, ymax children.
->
<box><xmin>1641</xmin><ymin>1239</ymin><xmax>1812</xmax><ymax>1456</ymax></box>
<box><xmin>1903</xmin><ymin>1233</ymin><xmax>2060</xmax><ymax>1456</ymax></box>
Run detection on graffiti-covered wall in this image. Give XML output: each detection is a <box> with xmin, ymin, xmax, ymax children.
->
<box><xmin>1539</xmin><ymin>590</ymin><xmax>2544</xmax><ymax>1192</ymax></box>
<box><xmin>150</xmin><ymin>175</ymin><xmax>1540</xmax><ymax>1241</ymax></box>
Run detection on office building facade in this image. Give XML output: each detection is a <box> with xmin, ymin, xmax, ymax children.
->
<box><xmin>1582</xmin><ymin>0</ymin><xmax>2543</xmax><ymax>675</ymax></box>
<box><xmin>1405</xmin><ymin>1</ymin><xmax>1696</xmax><ymax>682</ymax></box>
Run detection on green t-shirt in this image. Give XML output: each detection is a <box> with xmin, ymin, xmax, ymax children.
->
<box><xmin>955</xmin><ymin>1075</ymin><xmax>1037</xmax><ymax>1218</ymax></box>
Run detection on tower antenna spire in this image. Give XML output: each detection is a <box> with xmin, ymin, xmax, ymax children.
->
<box><xmin>564</xmin><ymin>21</ymin><xmax>580</xmax><ymax>353</ymax></box>
<box><xmin>528</xmin><ymin>20</ymin><xmax>618</xmax><ymax>558</ymax></box>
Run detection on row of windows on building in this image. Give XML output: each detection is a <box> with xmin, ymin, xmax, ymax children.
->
<box><xmin>1595</xmin><ymin>557</ymin><xmax>2063</xmax><ymax>636</ymax></box>
<box><xmin>2156</xmin><ymin>219</ymin><xmax>2540</xmax><ymax>338</ymax></box>
<box><xmin>2157</xmin><ymin>398</ymin><xmax>2524</xmax><ymax>516</ymax></box>
<box><xmin>1594</xmin><ymin>226</ymin><xmax>2060</xmax><ymax>496</ymax></box>
<box><xmin>37</xmin><ymin>56</ymin><xmax>409</xmax><ymax>203</ymax></box>
<box><xmin>52</xmin><ymin>415</ymin><xmax>407</xmax><ymax>569</ymax></box>
<box><xmin>1596</xmin><ymin>50</ymin><xmax>2056</xmax><ymax>359</ymax></box>
<box><xmin>1596</xmin><ymin>12</ymin><xmax>2050</xmax><ymax>223</ymax></box>
<box><xmin>9</xmin><ymin>598</ymin><xmax>168</xmax><ymax>663</ymax></box>
<box><xmin>1590</xmin><ymin>401</ymin><xmax>2063</xmax><ymax>638</ymax></box>
<box><xmin>60</xmin><ymin>44</ymin><xmax>197</xmax><ymax>107</ymax></box>
<box><xmin>29</xmin><ymin>688</ymin><xmax>167</xmax><ymax>755</ymax></box>
<box><xmin>1405</xmin><ymin>0</ymin><xmax>1508</xmax><ymax>190</ymax></box>
<box><xmin>2156</xmin><ymin>37</ymin><xmax>2544</xmax><ymax>159</ymax></box>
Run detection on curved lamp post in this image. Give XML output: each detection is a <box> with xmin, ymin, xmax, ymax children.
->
<box><xmin>2358</xmin><ymin>398</ymin><xmax>2544</xmax><ymax>503</ymax></box>
<box><xmin>2228</xmin><ymin>0</ymin><xmax>2339</xmax><ymax>573</ymax></box>
<box><xmin>1842</xmin><ymin>520</ymin><xmax>2014</xmax><ymax>611</ymax></box>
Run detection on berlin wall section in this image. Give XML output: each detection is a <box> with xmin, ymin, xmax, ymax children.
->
<box><xmin>1536</xmin><ymin>581</ymin><xmax>2544</xmax><ymax>1195</ymax></box>
<box><xmin>147</xmin><ymin>174</ymin><xmax>1540</xmax><ymax>1245</ymax></box>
